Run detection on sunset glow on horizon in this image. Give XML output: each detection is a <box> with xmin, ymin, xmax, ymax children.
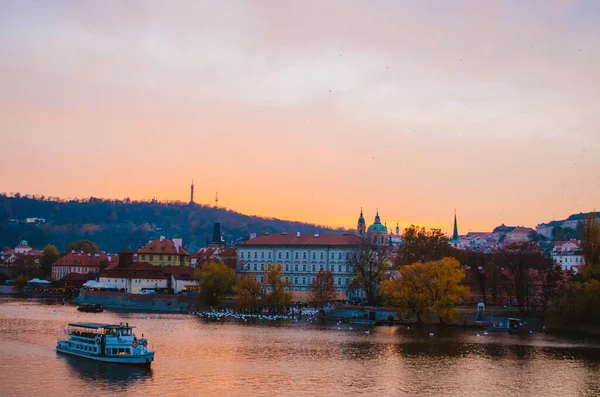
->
<box><xmin>1</xmin><ymin>1</ymin><xmax>599</xmax><ymax>234</ymax></box>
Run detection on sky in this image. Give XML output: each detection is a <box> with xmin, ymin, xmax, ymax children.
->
<box><xmin>0</xmin><ymin>0</ymin><xmax>599</xmax><ymax>234</ymax></box>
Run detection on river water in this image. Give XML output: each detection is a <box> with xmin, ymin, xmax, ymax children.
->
<box><xmin>1</xmin><ymin>298</ymin><xmax>599</xmax><ymax>396</ymax></box>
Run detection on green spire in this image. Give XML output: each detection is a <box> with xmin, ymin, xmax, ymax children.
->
<box><xmin>452</xmin><ymin>212</ymin><xmax>459</xmax><ymax>242</ymax></box>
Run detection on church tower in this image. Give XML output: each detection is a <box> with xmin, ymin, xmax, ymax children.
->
<box><xmin>396</xmin><ymin>222</ymin><xmax>400</xmax><ymax>235</ymax></box>
<box><xmin>190</xmin><ymin>180</ymin><xmax>195</xmax><ymax>204</ymax></box>
<box><xmin>452</xmin><ymin>211</ymin><xmax>459</xmax><ymax>243</ymax></box>
<box><xmin>357</xmin><ymin>208</ymin><xmax>366</xmax><ymax>236</ymax></box>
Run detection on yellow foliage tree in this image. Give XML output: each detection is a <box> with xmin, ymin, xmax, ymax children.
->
<box><xmin>235</xmin><ymin>273</ymin><xmax>262</xmax><ymax>309</ymax></box>
<box><xmin>381</xmin><ymin>257</ymin><xmax>468</xmax><ymax>324</ymax></box>
<box><xmin>193</xmin><ymin>261</ymin><xmax>237</xmax><ymax>306</ymax></box>
<box><xmin>263</xmin><ymin>264</ymin><xmax>293</xmax><ymax>313</ymax></box>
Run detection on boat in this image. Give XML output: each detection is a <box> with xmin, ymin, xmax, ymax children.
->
<box><xmin>56</xmin><ymin>322</ymin><xmax>155</xmax><ymax>366</ymax></box>
<box><xmin>77</xmin><ymin>303</ymin><xmax>104</xmax><ymax>313</ymax></box>
<box><xmin>488</xmin><ymin>318</ymin><xmax>522</xmax><ymax>334</ymax></box>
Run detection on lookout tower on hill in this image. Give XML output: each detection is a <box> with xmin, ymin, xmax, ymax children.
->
<box><xmin>190</xmin><ymin>180</ymin><xmax>195</xmax><ymax>204</ymax></box>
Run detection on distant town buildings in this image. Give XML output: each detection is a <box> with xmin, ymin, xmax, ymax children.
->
<box><xmin>551</xmin><ymin>240</ymin><xmax>585</xmax><ymax>272</ymax></box>
<box><xmin>536</xmin><ymin>212</ymin><xmax>600</xmax><ymax>239</ymax></box>
<box><xmin>99</xmin><ymin>249</ymin><xmax>195</xmax><ymax>293</ymax></box>
<box><xmin>0</xmin><ymin>240</ymin><xmax>43</xmax><ymax>268</ymax></box>
<box><xmin>51</xmin><ymin>251</ymin><xmax>114</xmax><ymax>281</ymax></box>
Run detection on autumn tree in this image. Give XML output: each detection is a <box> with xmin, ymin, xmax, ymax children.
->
<box><xmin>553</xmin><ymin>279</ymin><xmax>600</xmax><ymax>325</ymax></box>
<box><xmin>309</xmin><ymin>269</ymin><xmax>338</xmax><ymax>308</ymax></box>
<box><xmin>494</xmin><ymin>242</ymin><xmax>552</xmax><ymax>314</ymax></box>
<box><xmin>263</xmin><ymin>264</ymin><xmax>293</xmax><ymax>313</ymax></box>
<box><xmin>348</xmin><ymin>240</ymin><xmax>390</xmax><ymax>306</ymax></box>
<box><xmin>381</xmin><ymin>258</ymin><xmax>468</xmax><ymax>325</ymax></box>
<box><xmin>193</xmin><ymin>261</ymin><xmax>237</xmax><ymax>306</ymax></box>
<box><xmin>64</xmin><ymin>240</ymin><xmax>99</xmax><ymax>255</ymax></box>
<box><xmin>235</xmin><ymin>273</ymin><xmax>262</xmax><ymax>309</ymax></box>
<box><xmin>40</xmin><ymin>244</ymin><xmax>60</xmax><ymax>277</ymax></box>
<box><xmin>580</xmin><ymin>213</ymin><xmax>600</xmax><ymax>280</ymax></box>
<box><xmin>395</xmin><ymin>225</ymin><xmax>459</xmax><ymax>266</ymax></box>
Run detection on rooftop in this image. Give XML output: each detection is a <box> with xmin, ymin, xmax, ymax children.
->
<box><xmin>238</xmin><ymin>233</ymin><xmax>362</xmax><ymax>247</ymax></box>
<box><xmin>68</xmin><ymin>322</ymin><xmax>135</xmax><ymax>329</ymax></box>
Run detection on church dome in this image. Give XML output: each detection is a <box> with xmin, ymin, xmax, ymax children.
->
<box><xmin>368</xmin><ymin>223</ymin><xmax>387</xmax><ymax>233</ymax></box>
<box><xmin>367</xmin><ymin>212</ymin><xmax>387</xmax><ymax>233</ymax></box>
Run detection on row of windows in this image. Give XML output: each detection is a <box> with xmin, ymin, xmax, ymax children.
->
<box><xmin>140</xmin><ymin>254</ymin><xmax>186</xmax><ymax>262</ymax></box>
<box><xmin>68</xmin><ymin>342</ymin><xmax>98</xmax><ymax>353</ymax></box>
<box><xmin>242</xmin><ymin>263</ymin><xmax>350</xmax><ymax>273</ymax></box>
<box><xmin>555</xmin><ymin>256</ymin><xmax>582</xmax><ymax>263</ymax></box>
<box><xmin>258</xmin><ymin>275</ymin><xmax>350</xmax><ymax>286</ymax></box>
<box><xmin>103</xmin><ymin>279</ymin><xmax>163</xmax><ymax>284</ymax></box>
<box><xmin>107</xmin><ymin>347</ymin><xmax>132</xmax><ymax>355</ymax></box>
<box><xmin>240</xmin><ymin>251</ymin><xmax>351</xmax><ymax>260</ymax></box>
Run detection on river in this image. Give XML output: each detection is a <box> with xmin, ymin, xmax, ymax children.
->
<box><xmin>0</xmin><ymin>298</ymin><xmax>599</xmax><ymax>396</ymax></box>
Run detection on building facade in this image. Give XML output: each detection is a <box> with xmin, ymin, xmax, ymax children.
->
<box><xmin>99</xmin><ymin>250</ymin><xmax>196</xmax><ymax>293</ymax></box>
<box><xmin>237</xmin><ymin>233</ymin><xmax>363</xmax><ymax>300</ymax></box>
<box><xmin>136</xmin><ymin>236</ymin><xmax>191</xmax><ymax>266</ymax></box>
<box><xmin>551</xmin><ymin>240</ymin><xmax>585</xmax><ymax>272</ymax></box>
<box><xmin>51</xmin><ymin>251</ymin><xmax>112</xmax><ymax>281</ymax></box>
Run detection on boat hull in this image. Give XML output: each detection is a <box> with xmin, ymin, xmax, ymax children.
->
<box><xmin>57</xmin><ymin>346</ymin><xmax>154</xmax><ymax>366</ymax></box>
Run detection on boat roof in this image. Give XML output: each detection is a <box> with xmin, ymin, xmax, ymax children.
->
<box><xmin>68</xmin><ymin>322</ymin><xmax>135</xmax><ymax>329</ymax></box>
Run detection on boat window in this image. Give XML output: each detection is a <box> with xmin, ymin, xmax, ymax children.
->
<box><xmin>126</xmin><ymin>348</ymin><xmax>131</xmax><ymax>355</ymax></box>
<box><xmin>112</xmin><ymin>348</ymin><xmax>118</xmax><ymax>355</ymax></box>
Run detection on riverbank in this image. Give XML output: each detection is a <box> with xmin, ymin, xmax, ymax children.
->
<box><xmin>75</xmin><ymin>290</ymin><xmax>197</xmax><ymax>313</ymax></box>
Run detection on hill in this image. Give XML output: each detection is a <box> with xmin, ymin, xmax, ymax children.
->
<box><xmin>0</xmin><ymin>194</ymin><xmax>345</xmax><ymax>253</ymax></box>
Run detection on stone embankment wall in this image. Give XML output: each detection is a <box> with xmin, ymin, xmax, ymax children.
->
<box><xmin>76</xmin><ymin>290</ymin><xmax>198</xmax><ymax>312</ymax></box>
<box><xmin>0</xmin><ymin>285</ymin><xmax>17</xmax><ymax>295</ymax></box>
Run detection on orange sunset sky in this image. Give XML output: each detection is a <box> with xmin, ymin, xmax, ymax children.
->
<box><xmin>0</xmin><ymin>1</ymin><xmax>599</xmax><ymax>234</ymax></box>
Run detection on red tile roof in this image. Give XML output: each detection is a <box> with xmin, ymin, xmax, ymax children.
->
<box><xmin>137</xmin><ymin>239</ymin><xmax>189</xmax><ymax>255</ymax></box>
<box><xmin>100</xmin><ymin>262</ymin><xmax>194</xmax><ymax>280</ymax></box>
<box><xmin>52</xmin><ymin>252</ymin><xmax>109</xmax><ymax>268</ymax></box>
<box><xmin>217</xmin><ymin>248</ymin><xmax>237</xmax><ymax>257</ymax></box>
<box><xmin>238</xmin><ymin>233</ymin><xmax>363</xmax><ymax>246</ymax></box>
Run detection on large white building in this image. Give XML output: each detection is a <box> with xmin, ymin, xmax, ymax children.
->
<box><xmin>237</xmin><ymin>232</ymin><xmax>363</xmax><ymax>300</ymax></box>
<box><xmin>551</xmin><ymin>240</ymin><xmax>585</xmax><ymax>272</ymax></box>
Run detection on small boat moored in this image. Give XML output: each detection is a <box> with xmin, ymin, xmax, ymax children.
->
<box><xmin>77</xmin><ymin>303</ymin><xmax>104</xmax><ymax>313</ymax></box>
<box><xmin>488</xmin><ymin>318</ymin><xmax>523</xmax><ymax>334</ymax></box>
<box><xmin>56</xmin><ymin>322</ymin><xmax>154</xmax><ymax>366</ymax></box>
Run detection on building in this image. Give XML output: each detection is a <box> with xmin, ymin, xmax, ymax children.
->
<box><xmin>357</xmin><ymin>209</ymin><xmax>389</xmax><ymax>246</ymax></box>
<box><xmin>14</xmin><ymin>240</ymin><xmax>33</xmax><ymax>254</ymax></box>
<box><xmin>505</xmin><ymin>227</ymin><xmax>536</xmax><ymax>242</ymax></box>
<box><xmin>51</xmin><ymin>251</ymin><xmax>112</xmax><ymax>281</ymax></box>
<box><xmin>237</xmin><ymin>232</ymin><xmax>363</xmax><ymax>300</ymax></box>
<box><xmin>207</xmin><ymin>222</ymin><xmax>226</xmax><ymax>250</ymax></box>
<box><xmin>136</xmin><ymin>236</ymin><xmax>191</xmax><ymax>266</ymax></box>
<box><xmin>551</xmin><ymin>240</ymin><xmax>585</xmax><ymax>272</ymax></box>
<box><xmin>1</xmin><ymin>241</ymin><xmax>43</xmax><ymax>267</ymax></box>
<box><xmin>25</xmin><ymin>217</ymin><xmax>45</xmax><ymax>224</ymax></box>
<box><xmin>536</xmin><ymin>212</ymin><xmax>600</xmax><ymax>239</ymax></box>
<box><xmin>450</xmin><ymin>213</ymin><xmax>460</xmax><ymax>248</ymax></box>
<box><xmin>99</xmin><ymin>249</ymin><xmax>196</xmax><ymax>293</ymax></box>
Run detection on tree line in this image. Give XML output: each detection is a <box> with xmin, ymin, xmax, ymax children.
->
<box><xmin>0</xmin><ymin>194</ymin><xmax>343</xmax><ymax>253</ymax></box>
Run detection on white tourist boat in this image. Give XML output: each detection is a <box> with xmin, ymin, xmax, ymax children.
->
<box><xmin>56</xmin><ymin>322</ymin><xmax>155</xmax><ymax>366</ymax></box>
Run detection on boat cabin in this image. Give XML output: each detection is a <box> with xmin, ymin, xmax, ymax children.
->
<box><xmin>63</xmin><ymin>322</ymin><xmax>145</xmax><ymax>357</ymax></box>
<box><xmin>57</xmin><ymin>321</ymin><xmax>154</xmax><ymax>366</ymax></box>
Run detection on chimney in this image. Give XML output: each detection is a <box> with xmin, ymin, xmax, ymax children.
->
<box><xmin>160</xmin><ymin>236</ymin><xmax>165</xmax><ymax>242</ymax></box>
<box><xmin>172</xmin><ymin>238</ymin><xmax>183</xmax><ymax>253</ymax></box>
<box><xmin>250</xmin><ymin>233</ymin><xmax>257</xmax><ymax>239</ymax></box>
<box><xmin>296</xmin><ymin>232</ymin><xmax>301</xmax><ymax>238</ymax></box>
